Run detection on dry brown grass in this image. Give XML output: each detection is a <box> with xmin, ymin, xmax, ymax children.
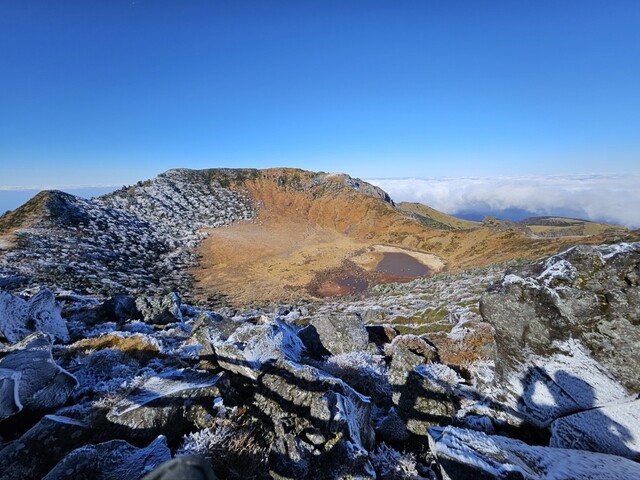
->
<box><xmin>424</xmin><ymin>322</ymin><xmax>496</xmax><ymax>374</ymax></box>
<box><xmin>70</xmin><ymin>333</ymin><xmax>161</xmax><ymax>362</ymax></box>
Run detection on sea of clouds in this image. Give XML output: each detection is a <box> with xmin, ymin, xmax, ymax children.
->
<box><xmin>367</xmin><ymin>174</ymin><xmax>640</xmax><ymax>229</ymax></box>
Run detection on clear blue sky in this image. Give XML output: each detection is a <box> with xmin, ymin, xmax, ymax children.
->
<box><xmin>1</xmin><ymin>0</ymin><xmax>639</xmax><ymax>187</ymax></box>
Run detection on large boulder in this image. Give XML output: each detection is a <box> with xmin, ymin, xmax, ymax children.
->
<box><xmin>106</xmin><ymin>369</ymin><xmax>223</xmax><ymax>442</ymax></box>
<box><xmin>43</xmin><ymin>435</ymin><xmax>171</xmax><ymax>480</ymax></box>
<box><xmin>0</xmin><ymin>415</ymin><xmax>91</xmax><ymax>479</ymax></box>
<box><xmin>480</xmin><ymin>243</ymin><xmax>640</xmax><ymax>426</ymax></box>
<box><xmin>255</xmin><ymin>358</ymin><xmax>375</xmax><ymax>453</ymax></box>
<box><xmin>550</xmin><ymin>398</ymin><xmax>640</xmax><ymax>461</ymax></box>
<box><xmin>65</xmin><ymin>294</ymin><xmax>141</xmax><ymax>326</ymax></box>
<box><xmin>0</xmin><ymin>333</ymin><xmax>77</xmax><ymax>418</ymax></box>
<box><xmin>211</xmin><ymin>317</ymin><xmax>304</xmax><ymax>380</ymax></box>
<box><xmin>0</xmin><ymin>288</ymin><xmax>69</xmax><ymax>343</ymax></box>
<box><xmin>428</xmin><ymin>425</ymin><xmax>640</xmax><ymax>480</ymax></box>
<box><xmin>482</xmin><ymin>242</ymin><xmax>640</xmax><ymax>390</ymax></box>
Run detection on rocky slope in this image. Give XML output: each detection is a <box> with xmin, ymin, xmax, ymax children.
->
<box><xmin>0</xmin><ymin>242</ymin><xmax>638</xmax><ymax>479</ymax></box>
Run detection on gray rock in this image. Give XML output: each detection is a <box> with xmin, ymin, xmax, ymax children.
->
<box><xmin>480</xmin><ymin>243</ymin><xmax>640</xmax><ymax>426</ymax></box>
<box><xmin>386</xmin><ymin>335</ymin><xmax>438</xmax><ymax>382</ymax></box>
<box><xmin>0</xmin><ymin>367</ymin><xmax>21</xmax><ymax>421</ymax></box>
<box><xmin>428</xmin><ymin>425</ymin><xmax>640</xmax><ymax>480</ymax></box>
<box><xmin>106</xmin><ymin>369</ymin><xmax>223</xmax><ymax>442</ymax></box>
<box><xmin>255</xmin><ymin>358</ymin><xmax>375</xmax><ymax>452</ymax></box>
<box><xmin>390</xmin><ymin>363</ymin><xmax>457</xmax><ymax>436</ymax></box>
<box><xmin>376</xmin><ymin>407</ymin><xmax>411</xmax><ymax>443</ymax></box>
<box><xmin>386</xmin><ymin>335</ymin><xmax>447</xmax><ymax>436</ymax></box>
<box><xmin>550</xmin><ymin>398</ymin><xmax>640</xmax><ymax>461</ymax></box>
<box><xmin>67</xmin><ymin>295</ymin><xmax>141</xmax><ymax>326</ymax></box>
<box><xmin>0</xmin><ymin>415</ymin><xmax>91</xmax><ymax>479</ymax></box>
<box><xmin>136</xmin><ymin>292</ymin><xmax>183</xmax><ymax>325</ymax></box>
<box><xmin>43</xmin><ymin>435</ymin><xmax>171</xmax><ymax>480</ymax></box>
<box><xmin>481</xmin><ymin>243</ymin><xmax>640</xmax><ymax>393</ymax></box>
<box><xmin>0</xmin><ymin>333</ymin><xmax>77</xmax><ymax>417</ymax></box>
<box><xmin>212</xmin><ymin>317</ymin><xmax>304</xmax><ymax>380</ymax></box>
<box><xmin>308</xmin><ymin>313</ymin><xmax>368</xmax><ymax>356</ymax></box>
<box><xmin>0</xmin><ymin>288</ymin><xmax>69</xmax><ymax>343</ymax></box>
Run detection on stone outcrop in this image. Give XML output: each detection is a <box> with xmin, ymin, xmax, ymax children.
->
<box><xmin>211</xmin><ymin>317</ymin><xmax>304</xmax><ymax>380</ymax></box>
<box><xmin>301</xmin><ymin>313</ymin><xmax>369</xmax><ymax>356</ymax></box>
<box><xmin>481</xmin><ymin>243</ymin><xmax>640</xmax><ymax>392</ymax></box>
<box><xmin>136</xmin><ymin>292</ymin><xmax>183</xmax><ymax>325</ymax></box>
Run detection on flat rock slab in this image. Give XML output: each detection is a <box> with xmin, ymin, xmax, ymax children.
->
<box><xmin>428</xmin><ymin>425</ymin><xmax>640</xmax><ymax>480</ymax></box>
<box><xmin>43</xmin><ymin>435</ymin><xmax>171</xmax><ymax>480</ymax></box>
<box><xmin>107</xmin><ymin>369</ymin><xmax>222</xmax><ymax>441</ymax></box>
<box><xmin>551</xmin><ymin>398</ymin><xmax>640</xmax><ymax>461</ymax></box>
<box><xmin>0</xmin><ymin>288</ymin><xmax>69</xmax><ymax>343</ymax></box>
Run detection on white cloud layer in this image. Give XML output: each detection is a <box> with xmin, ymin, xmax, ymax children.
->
<box><xmin>367</xmin><ymin>174</ymin><xmax>640</xmax><ymax>228</ymax></box>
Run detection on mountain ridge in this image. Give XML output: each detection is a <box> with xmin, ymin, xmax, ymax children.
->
<box><xmin>0</xmin><ymin>167</ymin><xmax>635</xmax><ymax>304</ymax></box>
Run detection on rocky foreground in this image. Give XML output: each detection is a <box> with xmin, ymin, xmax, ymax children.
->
<box><xmin>1</xmin><ymin>242</ymin><xmax>639</xmax><ymax>479</ymax></box>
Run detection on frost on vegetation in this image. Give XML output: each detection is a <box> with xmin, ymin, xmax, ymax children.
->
<box><xmin>71</xmin><ymin>348</ymin><xmax>141</xmax><ymax>399</ymax></box>
<box><xmin>415</xmin><ymin>363</ymin><xmax>464</xmax><ymax>391</ymax></box>
<box><xmin>370</xmin><ymin>443</ymin><xmax>423</xmax><ymax>480</ymax></box>
<box><xmin>177</xmin><ymin>420</ymin><xmax>268</xmax><ymax>479</ymax></box>
<box><xmin>323</xmin><ymin>352</ymin><xmax>391</xmax><ymax>399</ymax></box>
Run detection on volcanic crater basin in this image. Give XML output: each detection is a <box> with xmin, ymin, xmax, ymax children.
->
<box><xmin>194</xmin><ymin>210</ymin><xmax>445</xmax><ymax>305</ymax></box>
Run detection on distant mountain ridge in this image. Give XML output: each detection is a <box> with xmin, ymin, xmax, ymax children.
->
<box><xmin>0</xmin><ymin>168</ymin><xmax>635</xmax><ymax>303</ymax></box>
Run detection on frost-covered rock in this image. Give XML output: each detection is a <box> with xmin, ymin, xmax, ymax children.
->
<box><xmin>43</xmin><ymin>435</ymin><xmax>171</xmax><ymax>480</ymax></box>
<box><xmin>255</xmin><ymin>358</ymin><xmax>375</xmax><ymax>452</ymax></box>
<box><xmin>0</xmin><ymin>332</ymin><xmax>77</xmax><ymax>417</ymax></box>
<box><xmin>428</xmin><ymin>425</ymin><xmax>640</xmax><ymax>480</ymax></box>
<box><xmin>550</xmin><ymin>398</ymin><xmax>640</xmax><ymax>461</ymax></box>
<box><xmin>0</xmin><ymin>415</ymin><xmax>91</xmax><ymax>479</ymax></box>
<box><xmin>389</xmin><ymin>362</ymin><xmax>458</xmax><ymax>437</ymax></box>
<box><xmin>481</xmin><ymin>243</ymin><xmax>640</xmax><ymax>394</ymax></box>
<box><xmin>0</xmin><ymin>288</ymin><xmax>69</xmax><ymax>343</ymax></box>
<box><xmin>212</xmin><ymin>317</ymin><xmax>304</xmax><ymax>380</ymax></box>
<box><xmin>136</xmin><ymin>292</ymin><xmax>183</xmax><ymax>325</ymax></box>
<box><xmin>305</xmin><ymin>313</ymin><xmax>369</xmax><ymax>356</ymax></box>
<box><xmin>487</xmin><ymin>339</ymin><xmax>630</xmax><ymax>428</ymax></box>
<box><xmin>106</xmin><ymin>369</ymin><xmax>223</xmax><ymax>442</ymax></box>
<box><xmin>66</xmin><ymin>294</ymin><xmax>141</xmax><ymax>326</ymax></box>
<box><xmin>322</xmin><ymin>351</ymin><xmax>391</xmax><ymax>404</ymax></box>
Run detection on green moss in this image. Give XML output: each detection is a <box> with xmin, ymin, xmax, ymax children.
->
<box><xmin>390</xmin><ymin>307</ymin><xmax>450</xmax><ymax>326</ymax></box>
<box><xmin>395</xmin><ymin>323</ymin><xmax>453</xmax><ymax>335</ymax></box>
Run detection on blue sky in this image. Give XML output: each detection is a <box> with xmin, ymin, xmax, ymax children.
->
<box><xmin>1</xmin><ymin>1</ymin><xmax>639</xmax><ymax>188</ymax></box>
